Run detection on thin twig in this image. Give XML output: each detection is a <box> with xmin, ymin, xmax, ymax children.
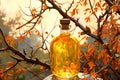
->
<box><xmin>109</xmin><ymin>65</ymin><xmax>120</xmax><ymax>79</ymax></box>
<box><xmin>66</xmin><ymin>0</ymin><xmax>74</xmax><ymax>13</ymax></box>
<box><xmin>0</xmin><ymin>61</ymin><xmax>20</xmax><ymax>74</ymax></box>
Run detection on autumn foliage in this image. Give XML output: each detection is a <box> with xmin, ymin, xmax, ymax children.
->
<box><xmin>0</xmin><ymin>0</ymin><xmax>120</xmax><ymax>80</ymax></box>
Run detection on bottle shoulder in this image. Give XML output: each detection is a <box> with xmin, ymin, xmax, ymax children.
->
<box><xmin>50</xmin><ymin>33</ymin><xmax>79</xmax><ymax>44</ymax></box>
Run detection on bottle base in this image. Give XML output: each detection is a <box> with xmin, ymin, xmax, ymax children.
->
<box><xmin>52</xmin><ymin>75</ymin><xmax>79</xmax><ymax>80</ymax></box>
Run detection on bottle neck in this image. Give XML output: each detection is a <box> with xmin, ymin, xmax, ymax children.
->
<box><xmin>60</xmin><ymin>25</ymin><xmax>70</xmax><ymax>34</ymax></box>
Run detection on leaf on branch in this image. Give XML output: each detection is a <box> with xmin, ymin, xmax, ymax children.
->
<box><xmin>3</xmin><ymin>74</ymin><xmax>7</xmax><ymax>80</ymax></box>
<box><xmin>83</xmin><ymin>0</ymin><xmax>88</xmax><ymax>6</ymax></box>
<box><xmin>39</xmin><ymin>65</ymin><xmax>44</xmax><ymax>70</ymax></box>
<box><xmin>83</xmin><ymin>52</ymin><xmax>90</xmax><ymax>61</ymax></box>
<box><xmin>82</xmin><ymin>78</ymin><xmax>88</xmax><ymax>80</ymax></box>
<box><xmin>75</xmin><ymin>8</ymin><xmax>79</xmax><ymax>14</ymax></box>
<box><xmin>7</xmin><ymin>73</ymin><xmax>13</xmax><ymax>77</ymax></box>
<box><xmin>37</xmin><ymin>19</ymin><xmax>41</xmax><ymax>24</ymax></box>
<box><xmin>26</xmin><ymin>31</ymin><xmax>32</xmax><ymax>37</ymax></box>
<box><xmin>101</xmin><ymin>23</ymin><xmax>107</xmax><ymax>32</ymax></box>
<box><xmin>36</xmin><ymin>44</ymin><xmax>40</xmax><ymax>48</ymax></box>
<box><xmin>85</xmin><ymin>16</ymin><xmax>90</xmax><ymax>22</ymax></box>
<box><xmin>16</xmin><ymin>68</ymin><xmax>26</xmax><ymax>74</ymax></box>
<box><xmin>88</xmin><ymin>48</ymin><xmax>95</xmax><ymax>55</ymax></box>
<box><xmin>35</xmin><ymin>29</ymin><xmax>41</xmax><ymax>36</ymax></box>
<box><xmin>98</xmin><ymin>50</ymin><xmax>105</xmax><ymax>60</ymax></box>
<box><xmin>111</xmin><ymin>5</ymin><xmax>118</xmax><ymax>12</ymax></box>
<box><xmin>84</xmin><ymin>8</ymin><xmax>91</xmax><ymax>15</ymax></box>
<box><xmin>100</xmin><ymin>17</ymin><xmax>104</xmax><ymax>22</ymax></box>
<box><xmin>17</xmin><ymin>35</ymin><xmax>25</xmax><ymax>43</ymax></box>
<box><xmin>6</xmin><ymin>36</ymin><xmax>14</xmax><ymax>46</ymax></box>
<box><xmin>83</xmin><ymin>68</ymin><xmax>88</xmax><ymax>74</ymax></box>
<box><xmin>6</xmin><ymin>62</ymin><xmax>14</xmax><ymax>70</ymax></box>
<box><xmin>51</xmin><ymin>34</ymin><xmax>54</xmax><ymax>38</ymax></box>
<box><xmin>117</xmin><ymin>43</ymin><xmax>120</xmax><ymax>53</ymax></box>
<box><xmin>70</xmin><ymin>8</ymin><xmax>79</xmax><ymax>16</ymax></box>
<box><xmin>31</xmin><ymin>8</ymin><xmax>37</xmax><ymax>18</ymax></box>
<box><xmin>103</xmin><ymin>55</ymin><xmax>111</xmax><ymax>65</ymax></box>
<box><xmin>43</xmin><ymin>4</ymin><xmax>48</xmax><ymax>10</ymax></box>
<box><xmin>88</xmin><ymin>61</ymin><xmax>95</xmax><ymax>70</ymax></box>
<box><xmin>95</xmin><ymin>2</ymin><xmax>102</xmax><ymax>9</ymax></box>
<box><xmin>94</xmin><ymin>7</ymin><xmax>98</xmax><ymax>12</ymax></box>
<box><xmin>84</xmin><ymin>8</ymin><xmax>91</xmax><ymax>12</ymax></box>
<box><xmin>45</xmin><ymin>31</ymin><xmax>48</xmax><ymax>34</ymax></box>
<box><xmin>70</xmin><ymin>9</ymin><xmax>75</xmax><ymax>16</ymax></box>
<box><xmin>109</xmin><ymin>14</ymin><xmax>117</xmax><ymax>25</ymax></box>
<box><xmin>112</xmin><ymin>37</ymin><xmax>118</xmax><ymax>51</ymax></box>
<box><xmin>0</xmin><ymin>69</ymin><xmax>3</xmax><ymax>74</ymax></box>
<box><xmin>42</xmin><ymin>0</ymin><xmax>46</xmax><ymax>3</ymax></box>
<box><xmin>16</xmin><ymin>22</ymin><xmax>21</xmax><ymax>26</ymax></box>
<box><xmin>112</xmin><ymin>60</ymin><xmax>117</xmax><ymax>69</ymax></box>
<box><xmin>90</xmin><ymin>71</ymin><xmax>98</xmax><ymax>77</ymax></box>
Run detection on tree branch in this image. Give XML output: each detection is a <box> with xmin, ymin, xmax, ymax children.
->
<box><xmin>0</xmin><ymin>28</ymin><xmax>50</xmax><ymax>69</ymax></box>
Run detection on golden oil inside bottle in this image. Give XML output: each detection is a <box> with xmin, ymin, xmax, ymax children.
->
<box><xmin>50</xmin><ymin>32</ymin><xmax>80</xmax><ymax>79</ymax></box>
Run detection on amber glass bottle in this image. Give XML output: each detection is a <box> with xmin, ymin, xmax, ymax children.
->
<box><xmin>50</xmin><ymin>18</ymin><xmax>80</xmax><ymax>79</ymax></box>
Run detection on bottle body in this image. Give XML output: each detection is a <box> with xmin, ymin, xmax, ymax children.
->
<box><xmin>50</xmin><ymin>32</ymin><xmax>80</xmax><ymax>78</ymax></box>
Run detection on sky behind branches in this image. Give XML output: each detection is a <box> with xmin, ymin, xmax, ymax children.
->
<box><xmin>0</xmin><ymin>0</ymin><xmax>97</xmax><ymax>45</ymax></box>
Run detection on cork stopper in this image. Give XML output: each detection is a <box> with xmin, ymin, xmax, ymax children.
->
<box><xmin>60</xmin><ymin>18</ymin><xmax>70</xmax><ymax>30</ymax></box>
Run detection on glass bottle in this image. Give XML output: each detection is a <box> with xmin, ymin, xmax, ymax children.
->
<box><xmin>50</xmin><ymin>18</ymin><xmax>80</xmax><ymax>80</ymax></box>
